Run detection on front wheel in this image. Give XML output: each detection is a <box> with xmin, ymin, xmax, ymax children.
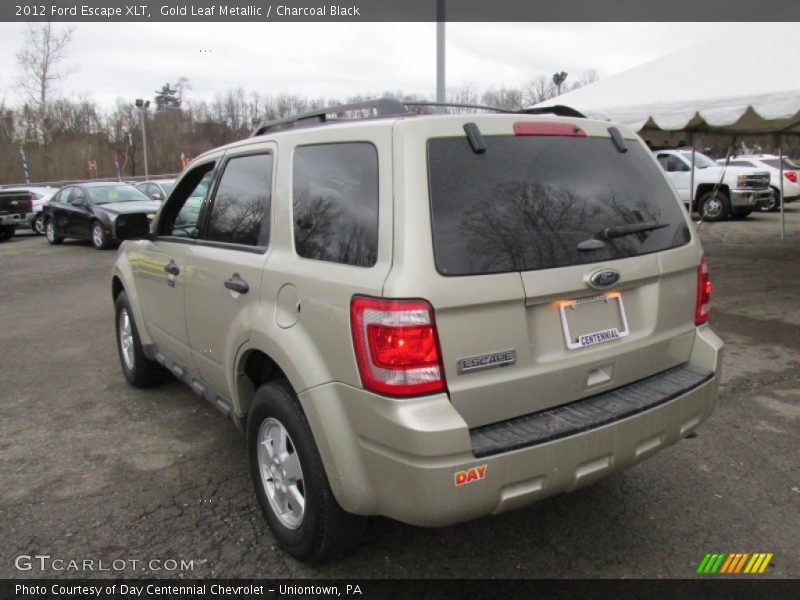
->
<box><xmin>91</xmin><ymin>221</ymin><xmax>109</xmax><ymax>250</ymax></box>
<box><xmin>698</xmin><ymin>191</ymin><xmax>731</xmax><ymax>222</ymax></box>
<box><xmin>45</xmin><ymin>220</ymin><xmax>63</xmax><ymax>245</ymax></box>
<box><xmin>248</xmin><ymin>380</ymin><xmax>366</xmax><ymax>563</ymax></box>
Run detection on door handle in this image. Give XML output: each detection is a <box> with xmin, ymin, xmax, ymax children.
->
<box><xmin>224</xmin><ymin>274</ymin><xmax>249</xmax><ymax>294</ymax></box>
<box><xmin>164</xmin><ymin>260</ymin><xmax>180</xmax><ymax>276</ymax></box>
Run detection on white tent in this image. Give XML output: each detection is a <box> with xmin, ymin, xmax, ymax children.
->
<box><xmin>537</xmin><ymin>39</ymin><xmax>800</xmax><ymax>135</ymax></box>
<box><xmin>535</xmin><ymin>39</ymin><xmax>800</xmax><ymax>236</ymax></box>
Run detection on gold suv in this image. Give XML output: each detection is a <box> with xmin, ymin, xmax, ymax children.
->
<box><xmin>111</xmin><ymin>99</ymin><xmax>722</xmax><ymax>562</ymax></box>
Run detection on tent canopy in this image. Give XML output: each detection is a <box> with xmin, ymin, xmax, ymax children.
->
<box><xmin>536</xmin><ymin>39</ymin><xmax>800</xmax><ymax>135</ymax></box>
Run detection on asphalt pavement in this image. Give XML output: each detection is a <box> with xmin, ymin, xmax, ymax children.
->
<box><xmin>1</xmin><ymin>211</ymin><xmax>798</xmax><ymax>579</ymax></box>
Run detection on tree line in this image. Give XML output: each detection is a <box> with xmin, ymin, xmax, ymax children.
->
<box><xmin>0</xmin><ymin>23</ymin><xmax>599</xmax><ymax>185</ymax></box>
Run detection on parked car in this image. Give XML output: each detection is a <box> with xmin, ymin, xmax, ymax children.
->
<box><xmin>716</xmin><ymin>154</ymin><xmax>799</xmax><ymax>212</ymax></box>
<box><xmin>0</xmin><ymin>185</ymin><xmax>59</xmax><ymax>239</ymax></box>
<box><xmin>655</xmin><ymin>148</ymin><xmax>772</xmax><ymax>221</ymax></box>
<box><xmin>135</xmin><ymin>179</ymin><xmax>176</xmax><ymax>202</ymax></box>
<box><xmin>111</xmin><ymin>99</ymin><xmax>722</xmax><ymax>562</ymax></box>
<box><xmin>42</xmin><ymin>183</ymin><xmax>159</xmax><ymax>250</ymax></box>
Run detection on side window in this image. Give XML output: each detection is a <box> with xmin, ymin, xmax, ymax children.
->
<box><xmin>54</xmin><ymin>188</ymin><xmax>71</xmax><ymax>203</ymax></box>
<box><xmin>157</xmin><ymin>163</ymin><xmax>215</xmax><ymax>238</ymax></box>
<box><xmin>70</xmin><ymin>188</ymin><xmax>86</xmax><ymax>204</ymax></box>
<box><xmin>293</xmin><ymin>143</ymin><xmax>378</xmax><ymax>267</ymax></box>
<box><xmin>729</xmin><ymin>161</ymin><xmax>755</xmax><ymax>168</ymax></box>
<box><xmin>204</xmin><ymin>153</ymin><xmax>273</xmax><ymax>247</ymax></box>
<box><xmin>656</xmin><ymin>154</ymin><xmax>670</xmax><ymax>170</ymax></box>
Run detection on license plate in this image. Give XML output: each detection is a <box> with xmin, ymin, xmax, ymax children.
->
<box><xmin>559</xmin><ymin>293</ymin><xmax>630</xmax><ymax>350</ymax></box>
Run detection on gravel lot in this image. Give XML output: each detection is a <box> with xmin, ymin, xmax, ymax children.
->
<box><xmin>1</xmin><ymin>210</ymin><xmax>798</xmax><ymax>579</ymax></box>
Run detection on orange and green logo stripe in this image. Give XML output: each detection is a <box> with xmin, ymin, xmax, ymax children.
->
<box><xmin>696</xmin><ymin>552</ymin><xmax>773</xmax><ymax>574</ymax></box>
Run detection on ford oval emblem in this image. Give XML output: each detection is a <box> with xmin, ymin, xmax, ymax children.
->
<box><xmin>589</xmin><ymin>269</ymin><xmax>620</xmax><ymax>289</ymax></box>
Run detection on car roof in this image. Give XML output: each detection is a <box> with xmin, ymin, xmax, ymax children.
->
<box><xmin>71</xmin><ymin>181</ymin><xmax>136</xmax><ymax>188</ymax></box>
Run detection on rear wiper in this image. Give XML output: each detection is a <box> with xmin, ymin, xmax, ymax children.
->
<box><xmin>577</xmin><ymin>221</ymin><xmax>669</xmax><ymax>251</ymax></box>
<box><xmin>602</xmin><ymin>221</ymin><xmax>669</xmax><ymax>239</ymax></box>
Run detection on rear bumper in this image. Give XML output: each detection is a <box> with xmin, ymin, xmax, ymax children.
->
<box><xmin>0</xmin><ymin>212</ymin><xmax>35</xmax><ymax>228</ymax></box>
<box><xmin>299</xmin><ymin>326</ymin><xmax>723</xmax><ymax>526</ymax></box>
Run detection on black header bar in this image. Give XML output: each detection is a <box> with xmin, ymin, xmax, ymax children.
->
<box><xmin>3</xmin><ymin>0</ymin><xmax>799</xmax><ymax>22</ymax></box>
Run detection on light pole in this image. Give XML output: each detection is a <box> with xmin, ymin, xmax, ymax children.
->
<box><xmin>135</xmin><ymin>98</ymin><xmax>151</xmax><ymax>179</ymax></box>
<box><xmin>436</xmin><ymin>0</ymin><xmax>446</xmax><ymax>112</ymax></box>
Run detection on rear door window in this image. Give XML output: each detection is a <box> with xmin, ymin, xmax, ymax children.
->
<box><xmin>292</xmin><ymin>143</ymin><xmax>378</xmax><ymax>267</ymax></box>
<box><xmin>428</xmin><ymin>135</ymin><xmax>691</xmax><ymax>276</ymax></box>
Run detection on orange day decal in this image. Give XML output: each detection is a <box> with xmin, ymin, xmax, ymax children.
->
<box><xmin>454</xmin><ymin>465</ymin><xmax>487</xmax><ymax>487</ymax></box>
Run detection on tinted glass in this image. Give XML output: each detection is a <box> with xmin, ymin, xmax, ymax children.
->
<box><xmin>428</xmin><ymin>135</ymin><xmax>691</xmax><ymax>276</ymax></box>
<box><xmin>762</xmin><ymin>158</ymin><xmax>798</xmax><ymax>170</ymax></box>
<box><xmin>729</xmin><ymin>161</ymin><xmax>756</xmax><ymax>167</ymax></box>
<box><xmin>293</xmin><ymin>143</ymin><xmax>378</xmax><ymax>267</ymax></box>
<box><xmin>205</xmin><ymin>153</ymin><xmax>273</xmax><ymax>247</ymax></box>
<box><xmin>159</xmin><ymin>165</ymin><xmax>215</xmax><ymax>238</ymax></box>
<box><xmin>86</xmin><ymin>185</ymin><xmax>149</xmax><ymax>204</ymax></box>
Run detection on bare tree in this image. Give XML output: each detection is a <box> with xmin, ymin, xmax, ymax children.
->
<box><xmin>16</xmin><ymin>23</ymin><xmax>75</xmax><ymax>144</ymax></box>
<box><xmin>552</xmin><ymin>71</ymin><xmax>568</xmax><ymax>97</ymax></box>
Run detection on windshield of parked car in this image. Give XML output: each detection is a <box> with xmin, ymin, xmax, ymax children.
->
<box><xmin>679</xmin><ymin>151</ymin><xmax>715</xmax><ymax>168</ymax></box>
<box><xmin>87</xmin><ymin>185</ymin><xmax>150</xmax><ymax>204</ymax></box>
<box><xmin>428</xmin><ymin>135</ymin><xmax>691</xmax><ymax>276</ymax></box>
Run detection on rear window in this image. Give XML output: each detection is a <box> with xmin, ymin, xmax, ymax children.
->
<box><xmin>761</xmin><ymin>158</ymin><xmax>798</xmax><ymax>170</ymax></box>
<box><xmin>293</xmin><ymin>142</ymin><xmax>378</xmax><ymax>268</ymax></box>
<box><xmin>428</xmin><ymin>135</ymin><xmax>691</xmax><ymax>276</ymax></box>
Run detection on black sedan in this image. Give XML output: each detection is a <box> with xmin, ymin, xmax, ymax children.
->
<box><xmin>42</xmin><ymin>183</ymin><xmax>160</xmax><ymax>250</ymax></box>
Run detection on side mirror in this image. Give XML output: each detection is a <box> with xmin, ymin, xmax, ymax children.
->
<box><xmin>73</xmin><ymin>199</ymin><xmax>87</xmax><ymax>207</ymax></box>
<box><xmin>114</xmin><ymin>213</ymin><xmax>154</xmax><ymax>241</ymax></box>
<box><xmin>152</xmin><ymin>192</ymin><xmax>163</xmax><ymax>201</ymax></box>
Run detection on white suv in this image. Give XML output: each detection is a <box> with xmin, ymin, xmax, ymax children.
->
<box><xmin>717</xmin><ymin>154</ymin><xmax>800</xmax><ymax>212</ymax></box>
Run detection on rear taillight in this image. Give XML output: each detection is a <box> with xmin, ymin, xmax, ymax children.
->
<box><xmin>695</xmin><ymin>255</ymin><xmax>712</xmax><ymax>326</ymax></box>
<box><xmin>27</xmin><ymin>195</ymin><xmax>34</xmax><ymax>212</ymax></box>
<box><xmin>513</xmin><ymin>122</ymin><xmax>587</xmax><ymax>137</ymax></box>
<box><xmin>784</xmin><ymin>171</ymin><xmax>797</xmax><ymax>183</ymax></box>
<box><xmin>350</xmin><ymin>296</ymin><xmax>446</xmax><ymax>397</ymax></box>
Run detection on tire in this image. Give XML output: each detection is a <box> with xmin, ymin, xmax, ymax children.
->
<box><xmin>91</xmin><ymin>221</ymin><xmax>109</xmax><ymax>250</ymax></box>
<box><xmin>759</xmin><ymin>188</ymin><xmax>781</xmax><ymax>213</ymax></box>
<box><xmin>248</xmin><ymin>379</ymin><xmax>366</xmax><ymax>563</ymax></box>
<box><xmin>0</xmin><ymin>226</ymin><xmax>14</xmax><ymax>242</ymax></box>
<box><xmin>114</xmin><ymin>291</ymin><xmax>168</xmax><ymax>388</ymax></box>
<box><xmin>698</xmin><ymin>191</ymin><xmax>731</xmax><ymax>222</ymax></box>
<box><xmin>32</xmin><ymin>214</ymin><xmax>45</xmax><ymax>235</ymax></box>
<box><xmin>45</xmin><ymin>219</ymin><xmax>63</xmax><ymax>245</ymax></box>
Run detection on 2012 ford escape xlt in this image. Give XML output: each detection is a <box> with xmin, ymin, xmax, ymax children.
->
<box><xmin>111</xmin><ymin>98</ymin><xmax>722</xmax><ymax>562</ymax></box>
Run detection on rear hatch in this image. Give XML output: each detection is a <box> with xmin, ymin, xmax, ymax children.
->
<box><xmin>0</xmin><ymin>191</ymin><xmax>33</xmax><ymax>217</ymax></box>
<box><xmin>418</xmin><ymin>117</ymin><xmax>700</xmax><ymax>427</ymax></box>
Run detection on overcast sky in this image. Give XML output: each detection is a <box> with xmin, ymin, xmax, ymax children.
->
<box><xmin>0</xmin><ymin>22</ymin><xmax>772</xmax><ymax>109</ymax></box>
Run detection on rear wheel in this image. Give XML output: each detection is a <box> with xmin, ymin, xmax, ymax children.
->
<box><xmin>32</xmin><ymin>214</ymin><xmax>45</xmax><ymax>235</ymax></box>
<box><xmin>0</xmin><ymin>226</ymin><xmax>14</xmax><ymax>242</ymax></box>
<box><xmin>114</xmin><ymin>291</ymin><xmax>168</xmax><ymax>388</ymax></box>
<box><xmin>759</xmin><ymin>188</ymin><xmax>781</xmax><ymax>212</ymax></box>
<box><xmin>698</xmin><ymin>191</ymin><xmax>730</xmax><ymax>222</ymax></box>
<box><xmin>248</xmin><ymin>379</ymin><xmax>366</xmax><ymax>563</ymax></box>
<box><xmin>45</xmin><ymin>220</ymin><xmax>63</xmax><ymax>245</ymax></box>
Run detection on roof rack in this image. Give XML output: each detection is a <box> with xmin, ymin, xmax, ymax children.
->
<box><xmin>250</xmin><ymin>98</ymin><xmax>407</xmax><ymax>137</ymax></box>
<box><xmin>249</xmin><ymin>98</ymin><xmax>585</xmax><ymax>137</ymax></box>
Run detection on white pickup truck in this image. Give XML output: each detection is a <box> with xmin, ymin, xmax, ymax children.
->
<box><xmin>655</xmin><ymin>149</ymin><xmax>773</xmax><ymax>221</ymax></box>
